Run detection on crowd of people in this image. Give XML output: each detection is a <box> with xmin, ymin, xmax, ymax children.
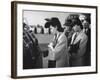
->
<box><xmin>23</xmin><ymin>14</ymin><xmax>91</xmax><ymax>69</ymax></box>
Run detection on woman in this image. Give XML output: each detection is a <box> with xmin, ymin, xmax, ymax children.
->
<box><xmin>44</xmin><ymin>17</ymin><xmax>69</xmax><ymax>68</ymax></box>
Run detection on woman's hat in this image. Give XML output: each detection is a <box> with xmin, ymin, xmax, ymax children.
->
<box><xmin>44</xmin><ymin>17</ymin><xmax>60</xmax><ymax>28</ymax></box>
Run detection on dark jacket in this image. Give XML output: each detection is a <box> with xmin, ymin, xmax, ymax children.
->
<box><xmin>23</xmin><ymin>30</ymin><xmax>42</xmax><ymax>69</ymax></box>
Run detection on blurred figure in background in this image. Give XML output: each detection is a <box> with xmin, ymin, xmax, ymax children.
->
<box><xmin>80</xmin><ymin>14</ymin><xmax>91</xmax><ymax>66</ymax></box>
<box><xmin>23</xmin><ymin>22</ymin><xmax>42</xmax><ymax>69</ymax></box>
<box><xmin>63</xmin><ymin>15</ymin><xmax>75</xmax><ymax>46</ymax></box>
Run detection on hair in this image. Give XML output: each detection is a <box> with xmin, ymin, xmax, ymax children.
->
<box><xmin>71</xmin><ymin>18</ymin><xmax>83</xmax><ymax>29</ymax></box>
<box><xmin>51</xmin><ymin>21</ymin><xmax>64</xmax><ymax>32</ymax></box>
<box><xmin>45</xmin><ymin>17</ymin><xmax>64</xmax><ymax>32</ymax></box>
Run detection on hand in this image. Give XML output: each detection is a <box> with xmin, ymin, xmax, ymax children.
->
<box><xmin>32</xmin><ymin>56</ymin><xmax>35</xmax><ymax>60</ymax></box>
<box><xmin>70</xmin><ymin>53</ymin><xmax>79</xmax><ymax>59</ymax></box>
<box><xmin>48</xmin><ymin>45</ymin><xmax>53</xmax><ymax>51</ymax></box>
<box><xmin>48</xmin><ymin>43</ymin><xmax>53</xmax><ymax>47</ymax></box>
<box><xmin>48</xmin><ymin>43</ymin><xmax>53</xmax><ymax>49</ymax></box>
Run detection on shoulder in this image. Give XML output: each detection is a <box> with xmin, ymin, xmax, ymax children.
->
<box><xmin>72</xmin><ymin>32</ymin><xmax>76</xmax><ymax>38</ymax></box>
<box><xmin>58</xmin><ymin>33</ymin><xmax>67</xmax><ymax>42</ymax></box>
<box><xmin>61</xmin><ymin>33</ymin><xmax>67</xmax><ymax>39</ymax></box>
<box><xmin>81</xmin><ymin>31</ymin><xmax>88</xmax><ymax>40</ymax></box>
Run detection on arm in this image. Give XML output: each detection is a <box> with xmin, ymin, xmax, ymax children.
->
<box><xmin>49</xmin><ymin>35</ymin><xmax>67</xmax><ymax>60</ymax></box>
<box><xmin>72</xmin><ymin>35</ymin><xmax>88</xmax><ymax>58</ymax></box>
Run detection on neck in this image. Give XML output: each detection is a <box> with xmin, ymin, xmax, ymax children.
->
<box><xmin>76</xmin><ymin>29</ymin><xmax>82</xmax><ymax>35</ymax></box>
<box><xmin>55</xmin><ymin>31</ymin><xmax>62</xmax><ymax>38</ymax></box>
<box><xmin>77</xmin><ymin>29</ymin><xmax>82</xmax><ymax>32</ymax></box>
<box><xmin>57</xmin><ymin>31</ymin><xmax>62</xmax><ymax>34</ymax></box>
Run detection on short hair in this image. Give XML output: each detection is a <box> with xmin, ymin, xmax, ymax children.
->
<box><xmin>45</xmin><ymin>17</ymin><xmax>64</xmax><ymax>32</ymax></box>
<box><xmin>71</xmin><ymin>18</ymin><xmax>83</xmax><ymax>29</ymax></box>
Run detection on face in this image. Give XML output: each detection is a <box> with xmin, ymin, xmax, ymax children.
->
<box><xmin>24</xmin><ymin>24</ymin><xmax>30</xmax><ymax>31</ymax></box>
<box><xmin>64</xmin><ymin>25</ymin><xmax>69</xmax><ymax>30</ymax></box>
<box><xmin>82</xmin><ymin>20</ymin><xmax>89</xmax><ymax>29</ymax></box>
<box><xmin>24</xmin><ymin>27</ymin><xmax>28</xmax><ymax>31</ymax></box>
<box><xmin>73</xmin><ymin>25</ymin><xmax>80</xmax><ymax>32</ymax></box>
<box><xmin>50</xmin><ymin>25</ymin><xmax>57</xmax><ymax>34</ymax></box>
<box><xmin>63</xmin><ymin>26</ymin><xmax>70</xmax><ymax>33</ymax></box>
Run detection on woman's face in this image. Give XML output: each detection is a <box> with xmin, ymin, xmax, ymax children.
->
<box><xmin>73</xmin><ymin>25</ymin><xmax>80</xmax><ymax>32</ymax></box>
<box><xmin>50</xmin><ymin>25</ymin><xmax>57</xmax><ymax>34</ymax></box>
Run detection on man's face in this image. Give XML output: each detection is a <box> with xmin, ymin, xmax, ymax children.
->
<box><xmin>64</xmin><ymin>26</ymin><xmax>70</xmax><ymax>32</ymax></box>
<box><xmin>73</xmin><ymin>25</ymin><xmax>80</xmax><ymax>32</ymax></box>
<box><xmin>82</xmin><ymin>20</ymin><xmax>89</xmax><ymax>29</ymax></box>
<box><xmin>50</xmin><ymin>25</ymin><xmax>57</xmax><ymax>34</ymax></box>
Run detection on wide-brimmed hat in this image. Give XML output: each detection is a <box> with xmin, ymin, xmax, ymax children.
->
<box><xmin>44</xmin><ymin>17</ymin><xmax>64</xmax><ymax>32</ymax></box>
<box><xmin>44</xmin><ymin>17</ymin><xmax>61</xmax><ymax>28</ymax></box>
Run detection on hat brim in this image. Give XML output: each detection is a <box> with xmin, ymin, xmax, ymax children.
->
<box><xmin>45</xmin><ymin>18</ymin><xmax>51</xmax><ymax>22</ymax></box>
<box><xmin>44</xmin><ymin>21</ymin><xmax>52</xmax><ymax>28</ymax></box>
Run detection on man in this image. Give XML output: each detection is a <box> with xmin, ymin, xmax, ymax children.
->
<box><xmin>44</xmin><ymin>17</ymin><xmax>69</xmax><ymax>68</ymax></box>
<box><xmin>63</xmin><ymin>18</ymin><xmax>74</xmax><ymax>46</ymax></box>
<box><xmin>82</xmin><ymin>19</ymin><xmax>91</xmax><ymax>66</ymax></box>
<box><xmin>23</xmin><ymin>22</ymin><xmax>42</xmax><ymax>69</ymax></box>
<box><xmin>69</xmin><ymin>18</ymin><xmax>88</xmax><ymax>66</ymax></box>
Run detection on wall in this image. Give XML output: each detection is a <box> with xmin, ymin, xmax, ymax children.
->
<box><xmin>0</xmin><ymin>0</ymin><xmax>99</xmax><ymax>80</ymax></box>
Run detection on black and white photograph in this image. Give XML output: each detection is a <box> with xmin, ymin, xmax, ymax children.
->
<box><xmin>23</xmin><ymin>10</ymin><xmax>91</xmax><ymax>69</ymax></box>
<box><xmin>11</xmin><ymin>1</ymin><xmax>97</xmax><ymax>78</ymax></box>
